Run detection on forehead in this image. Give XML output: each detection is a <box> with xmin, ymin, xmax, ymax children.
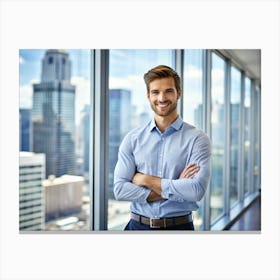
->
<box><xmin>149</xmin><ymin>77</ymin><xmax>176</xmax><ymax>91</ymax></box>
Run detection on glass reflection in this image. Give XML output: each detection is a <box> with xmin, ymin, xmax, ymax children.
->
<box><xmin>230</xmin><ymin>66</ymin><xmax>241</xmax><ymax>207</ymax></box>
<box><xmin>183</xmin><ymin>49</ymin><xmax>204</xmax><ymax>229</ymax></box>
<box><xmin>210</xmin><ymin>52</ymin><xmax>225</xmax><ymax>222</ymax></box>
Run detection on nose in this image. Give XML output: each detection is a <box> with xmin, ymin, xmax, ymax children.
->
<box><xmin>158</xmin><ymin>92</ymin><xmax>167</xmax><ymax>102</ymax></box>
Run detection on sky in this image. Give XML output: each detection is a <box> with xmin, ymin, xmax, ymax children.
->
<box><xmin>19</xmin><ymin>49</ymin><xmax>91</xmax><ymax>124</ymax></box>
<box><xmin>19</xmin><ymin>49</ymin><xmax>206</xmax><ymax>125</ymax></box>
<box><xmin>19</xmin><ymin>49</ymin><xmax>173</xmax><ymax>124</ymax></box>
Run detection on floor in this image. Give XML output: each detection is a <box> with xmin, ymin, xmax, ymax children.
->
<box><xmin>228</xmin><ymin>196</ymin><xmax>261</xmax><ymax>231</ymax></box>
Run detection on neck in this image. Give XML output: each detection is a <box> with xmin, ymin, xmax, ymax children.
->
<box><xmin>154</xmin><ymin>113</ymin><xmax>178</xmax><ymax>133</ymax></box>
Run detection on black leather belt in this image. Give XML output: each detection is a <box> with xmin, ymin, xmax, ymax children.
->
<box><xmin>131</xmin><ymin>212</ymin><xmax>193</xmax><ymax>229</ymax></box>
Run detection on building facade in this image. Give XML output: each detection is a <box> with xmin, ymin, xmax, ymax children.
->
<box><xmin>32</xmin><ymin>49</ymin><xmax>76</xmax><ymax>178</ymax></box>
<box><xmin>19</xmin><ymin>152</ymin><xmax>45</xmax><ymax>230</ymax></box>
<box><xmin>109</xmin><ymin>89</ymin><xmax>132</xmax><ymax>199</ymax></box>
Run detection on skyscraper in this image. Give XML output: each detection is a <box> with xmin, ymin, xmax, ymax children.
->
<box><xmin>32</xmin><ymin>50</ymin><xmax>76</xmax><ymax>178</ymax></box>
<box><xmin>81</xmin><ymin>104</ymin><xmax>90</xmax><ymax>174</ymax></box>
<box><xmin>20</xmin><ymin>108</ymin><xmax>31</xmax><ymax>151</ymax></box>
<box><xmin>109</xmin><ymin>89</ymin><xmax>132</xmax><ymax>199</ymax></box>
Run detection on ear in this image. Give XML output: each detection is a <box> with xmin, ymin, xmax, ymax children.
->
<box><xmin>146</xmin><ymin>92</ymin><xmax>150</xmax><ymax>99</ymax></box>
<box><xmin>177</xmin><ymin>90</ymin><xmax>182</xmax><ymax>99</ymax></box>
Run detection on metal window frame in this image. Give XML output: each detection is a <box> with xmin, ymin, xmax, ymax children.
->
<box><xmin>239</xmin><ymin>71</ymin><xmax>245</xmax><ymax>202</ymax></box>
<box><xmin>248</xmin><ymin>79</ymin><xmax>255</xmax><ymax>194</ymax></box>
<box><xmin>174</xmin><ymin>49</ymin><xmax>184</xmax><ymax>116</ymax></box>
<box><xmin>202</xmin><ymin>49</ymin><xmax>212</xmax><ymax>230</ymax></box>
<box><xmin>209</xmin><ymin>50</ymin><xmax>228</xmax><ymax>226</ymax></box>
<box><xmin>90</xmin><ymin>49</ymin><xmax>109</xmax><ymax>231</ymax></box>
<box><xmin>224</xmin><ymin>58</ymin><xmax>231</xmax><ymax>215</ymax></box>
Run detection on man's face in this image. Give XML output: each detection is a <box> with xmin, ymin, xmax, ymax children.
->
<box><xmin>147</xmin><ymin>77</ymin><xmax>181</xmax><ymax>117</ymax></box>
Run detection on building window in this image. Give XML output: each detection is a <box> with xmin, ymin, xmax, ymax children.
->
<box><xmin>183</xmin><ymin>49</ymin><xmax>204</xmax><ymax>229</ymax></box>
<box><xmin>210</xmin><ymin>52</ymin><xmax>226</xmax><ymax>223</ymax></box>
<box><xmin>107</xmin><ymin>49</ymin><xmax>174</xmax><ymax>230</ymax></box>
<box><xmin>244</xmin><ymin>77</ymin><xmax>251</xmax><ymax>195</ymax></box>
<box><xmin>230</xmin><ymin>65</ymin><xmax>241</xmax><ymax>207</ymax></box>
<box><xmin>19</xmin><ymin>49</ymin><xmax>91</xmax><ymax>231</ymax></box>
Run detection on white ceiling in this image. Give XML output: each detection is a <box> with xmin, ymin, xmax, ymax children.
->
<box><xmin>218</xmin><ymin>49</ymin><xmax>261</xmax><ymax>82</ymax></box>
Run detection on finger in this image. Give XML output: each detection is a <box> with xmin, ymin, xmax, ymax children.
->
<box><xmin>184</xmin><ymin>166</ymin><xmax>200</xmax><ymax>178</ymax></box>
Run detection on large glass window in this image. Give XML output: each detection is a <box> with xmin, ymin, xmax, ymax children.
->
<box><xmin>210</xmin><ymin>52</ymin><xmax>226</xmax><ymax>222</ymax></box>
<box><xmin>253</xmin><ymin>85</ymin><xmax>261</xmax><ymax>192</ymax></box>
<box><xmin>244</xmin><ymin>77</ymin><xmax>251</xmax><ymax>195</ymax></box>
<box><xmin>183</xmin><ymin>49</ymin><xmax>204</xmax><ymax>229</ymax></box>
<box><xmin>230</xmin><ymin>66</ymin><xmax>241</xmax><ymax>207</ymax></box>
<box><xmin>19</xmin><ymin>49</ymin><xmax>91</xmax><ymax>231</ymax></box>
<box><xmin>108</xmin><ymin>49</ymin><xmax>174</xmax><ymax>230</ymax></box>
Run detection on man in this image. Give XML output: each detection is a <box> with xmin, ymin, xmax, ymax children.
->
<box><xmin>114</xmin><ymin>65</ymin><xmax>211</xmax><ymax>230</ymax></box>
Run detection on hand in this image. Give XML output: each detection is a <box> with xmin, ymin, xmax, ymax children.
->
<box><xmin>179</xmin><ymin>163</ymin><xmax>200</xmax><ymax>179</ymax></box>
<box><xmin>132</xmin><ymin>172</ymin><xmax>145</xmax><ymax>186</ymax></box>
<box><xmin>147</xmin><ymin>191</ymin><xmax>164</xmax><ymax>202</ymax></box>
<box><xmin>132</xmin><ymin>173</ymin><xmax>162</xmax><ymax>195</ymax></box>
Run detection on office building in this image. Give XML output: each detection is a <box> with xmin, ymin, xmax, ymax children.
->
<box><xmin>81</xmin><ymin>104</ymin><xmax>90</xmax><ymax>174</ymax></box>
<box><xmin>32</xmin><ymin>49</ymin><xmax>76</xmax><ymax>178</ymax></box>
<box><xmin>19</xmin><ymin>152</ymin><xmax>45</xmax><ymax>231</ymax></box>
<box><xmin>109</xmin><ymin>89</ymin><xmax>132</xmax><ymax>199</ymax></box>
<box><xmin>20</xmin><ymin>109</ymin><xmax>31</xmax><ymax>151</ymax></box>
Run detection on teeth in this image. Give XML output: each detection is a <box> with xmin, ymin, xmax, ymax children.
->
<box><xmin>158</xmin><ymin>103</ymin><xmax>169</xmax><ymax>108</ymax></box>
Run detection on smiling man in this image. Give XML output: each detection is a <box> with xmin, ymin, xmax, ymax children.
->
<box><xmin>114</xmin><ymin>65</ymin><xmax>211</xmax><ymax>230</ymax></box>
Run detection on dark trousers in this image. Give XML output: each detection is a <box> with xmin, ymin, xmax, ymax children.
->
<box><xmin>124</xmin><ymin>219</ymin><xmax>194</xmax><ymax>231</ymax></box>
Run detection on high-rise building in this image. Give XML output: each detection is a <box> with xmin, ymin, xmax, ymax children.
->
<box><xmin>32</xmin><ymin>50</ymin><xmax>76</xmax><ymax>178</ymax></box>
<box><xmin>109</xmin><ymin>89</ymin><xmax>132</xmax><ymax>199</ymax></box>
<box><xmin>20</xmin><ymin>108</ymin><xmax>31</xmax><ymax>151</ymax></box>
<box><xmin>19</xmin><ymin>152</ymin><xmax>45</xmax><ymax>230</ymax></box>
<box><xmin>81</xmin><ymin>104</ymin><xmax>90</xmax><ymax>174</ymax></box>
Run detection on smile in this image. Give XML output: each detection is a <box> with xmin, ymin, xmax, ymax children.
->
<box><xmin>157</xmin><ymin>102</ymin><xmax>170</xmax><ymax>109</ymax></box>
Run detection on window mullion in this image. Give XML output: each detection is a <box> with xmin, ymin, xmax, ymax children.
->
<box><xmin>202</xmin><ymin>49</ymin><xmax>211</xmax><ymax>230</ymax></box>
<box><xmin>92</xmin><ymin>49</ymin><xmax>109</xmax><ymax>230</ymax></box>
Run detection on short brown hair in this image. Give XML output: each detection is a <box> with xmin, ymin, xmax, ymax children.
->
<box><xmin>143</xmin><ymin>65</ymin><xmax>181</xmax><ymax>93</ymax></box>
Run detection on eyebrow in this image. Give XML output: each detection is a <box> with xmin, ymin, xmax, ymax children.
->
<box><xmin>150</xmin><ymin>88</ymin><xmax>175</xmax><ymax>93</ymax></box>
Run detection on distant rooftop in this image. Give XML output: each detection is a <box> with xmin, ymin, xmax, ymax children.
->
<box><xmin>43</xmin><ymin>174</ymin><xmax>84</xmax><ymax>187</ymax></box>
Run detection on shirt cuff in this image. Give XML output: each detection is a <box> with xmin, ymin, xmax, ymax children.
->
<box><xmin>161</xmin><ymin>178</ymin><xmax>170</xmax><ymax>199</ymax></box>
<box><xmin>137</xmin><ymin>186</ymin><xmax>152</xmax><ymax>203</ymax></box>
<box><xmin>161</xmin><ymin>178</ymin><xmax>184</xmax><ymax>202</ymax></box>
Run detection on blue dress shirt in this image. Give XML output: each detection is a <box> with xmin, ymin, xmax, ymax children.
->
<box><xmin>114</xmin><ymin>116</ymin><xmax>211</xmax><ymax>218</ymax></box>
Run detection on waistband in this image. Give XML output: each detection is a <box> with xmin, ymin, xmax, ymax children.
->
<box><xmin>130</xmin><ymin>212</ymin><xmax>193</xmax><ymax>229</ymax></box>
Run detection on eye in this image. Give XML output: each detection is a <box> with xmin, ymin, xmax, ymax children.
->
<box><xmin>166</xmin><ymin>88</ymin><xmax>175</xmax><ymax>93</ymax></box>
<box><xmin>150</xmin><ymin>90</ymin><xmax>159</xmax><ymax>95</ymax></box>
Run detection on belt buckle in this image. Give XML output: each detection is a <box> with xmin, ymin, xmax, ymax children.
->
<box><xmin>150</xmin><ymin>217</ymin><xmax>161</xmax><ymax>229</ymax></box>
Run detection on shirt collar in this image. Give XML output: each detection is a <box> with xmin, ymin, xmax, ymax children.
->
<box><xmin>148</xmin><ymin>116</ymin><xmax>183</xmax><ymax>132</ymax></box>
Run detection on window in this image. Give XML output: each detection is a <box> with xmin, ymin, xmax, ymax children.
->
<box><xmin>210</xmin><ymin>52</ymin><xmax>226</xmax><ymax>222</ymax></box>
<box><xmin>244</xmin><ymin>77</ymin><xmax>251</xmax><ymax>195</ymax></box>
<box><xmin>108</xmin><ymin>49</ymin><xmax>174</xmax><ymax>230</ymax></box>
<box><xmin>230</xmin><ymin>65</ymin><xmax>241</xmax><ymax>207</ymax></box>
<box><xmin>19</xmin><ymin>49</ymin><xmax>91</xmax><ymax>231</ymax></box>
<box><xmin>253</xmin><ymin>84</ymin><xmax>261</xmax><ymax>192</ymax></box>
<box><xmin>183</xmin><ymin>49</ymin><xmax>204</xmax><ymax>229</ymax></box>
<box><xmin>20</xmin><ymin>49</ymin><xmax>261</xmax><ymax>231</ymax></box>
